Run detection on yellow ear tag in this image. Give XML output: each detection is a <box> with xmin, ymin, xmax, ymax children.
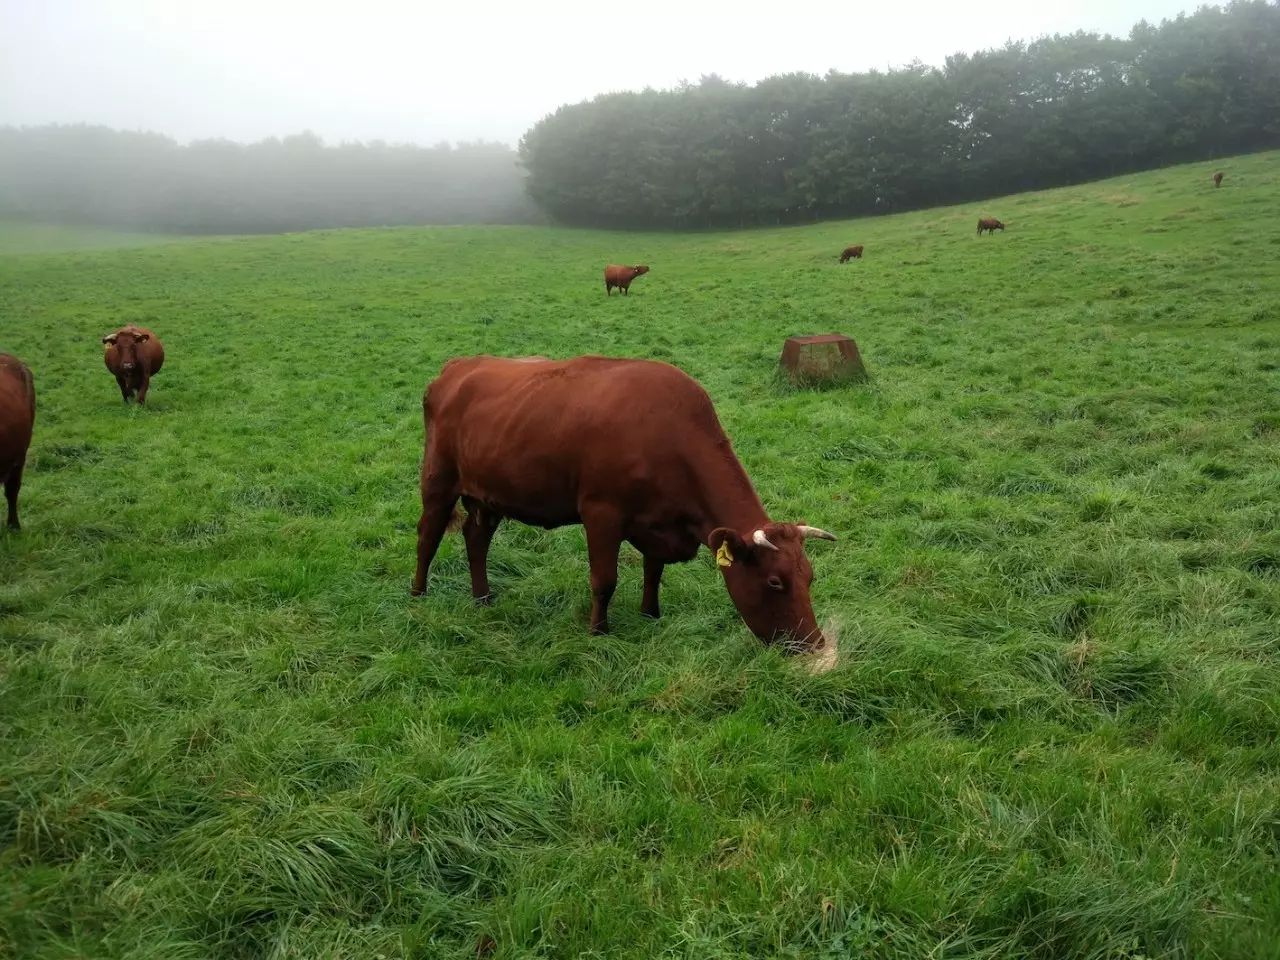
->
<box><xmin>715</xmin><ymin>541</ymin><xmax>734</xmax><ymax>568</ymax></box>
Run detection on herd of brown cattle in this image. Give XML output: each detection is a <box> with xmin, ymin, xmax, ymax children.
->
<box><xmin>1</xmin><ymin>325</ymin><xmax>163</xmax><ymax>530</ymax></box>
<box><xmin>0</xmin><ymin>169</ymin><xmax>1231</xmax><ymax>658</ymax></box>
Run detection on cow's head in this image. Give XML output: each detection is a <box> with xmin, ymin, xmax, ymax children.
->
<box><xmin>708</xmin><ymin>522</ymin><xmax>835</xmax><ymax>653</ymax></box>
<box><xmin>632</xmin><ymin>265</ymin><xmax>650</xmax><ymax>276</ymax></box>
<box><xmin>102</xmin><ymin>328</ymin><xmax>149</xmax><ymax>372</ymax></box>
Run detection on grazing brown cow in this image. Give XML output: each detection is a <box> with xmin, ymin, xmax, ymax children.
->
<box><xmin>411</xmin><ymin>355</ymin><xmax>837</xmax><ymax>654</ymax></box>
<box><xmin>102</xmin><ymin>325</ymin><xmax>164</xmax><ymax>404</ymax></box>
<box><xmin>977</xmin><ymin>217</ymin><xmax>1005</xmax><ymax>235</ymax></box>
<box><xmin>1213</xmin><ymin>171</ymin><xmax>1224</xmax><ymax>188</ymax></box>
<box><xmin>839</xmin><ymin>245</ymin><xmax>864</xmax><ymax>263</ymax></box>
<box><xmin>604</xmin><ymin>264</ymin><xmax>649</xmax><ymax>295</ymax></box>
<box><xmin>0</xmin><ymin>354</ymin><xmax>35</xmax><ymax>530</ymax></box>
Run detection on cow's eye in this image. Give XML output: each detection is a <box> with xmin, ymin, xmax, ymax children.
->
<box><xmin>767</xmin><ymin>575</ymin><xmax>785</xmax><ymax>592</ymax></box>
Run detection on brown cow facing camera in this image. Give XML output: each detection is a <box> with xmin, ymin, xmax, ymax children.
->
<box><xmin>839</xmin><ymin>245</ymin><xmax>864</xmax><ymax>263</ymax></box>
<box><xmin>0</xmin><ymin>354</ymin><xmax>35</xmax><ymax>530</ymax></box>
<box><xmin>604</xmin><ymin>264</ymin><xmax>649</xmax><ymax>295</ymax></box>
<box><xmin>977</xmin><ymin>217</ymin><xmax>1005</xmax><ymax>235</ymax></box>
<box><xmin>411</xmin><ymin>355</ymin><xmax>838</xmax><ymax>656</ymax></box>
<box><xmin>1213</xmin><ymin>171</ymin><xmax>1224</xmax><ymax>188</ymax></box>
<box><xmin>102</xmin><ymin>325</ymin><xmax>164</xmax><ymax>404</ymax></box>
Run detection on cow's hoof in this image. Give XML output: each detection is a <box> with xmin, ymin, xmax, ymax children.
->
<box><xmin>474</xmin><ymin>593</ymin><xmax>494</xmax><ymax>607</ymax></box>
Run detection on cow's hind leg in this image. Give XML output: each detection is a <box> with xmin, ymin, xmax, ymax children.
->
<box><xmin>641</xmin><ymin>555</ymin><xmax>664</xmax><ymax>619</ymax></box>
<box><xmin>411</xmin><ymin>467</ymin><xmax>459</xmax><ymax>597</ymax></box>
<box><xmin>4</xmin><ymin>461</ymin><xmax>22</xmax><ymax>531</ymax></box>
<box><xmin>582</xmin><ymin>506</ymin><xmax>623</xmax><ymax>634</ymax></box>
<box><xmin>461</xmin><ymin>497</ymin><xmax>501</xmax><ymax>604</ymax></box>
<box><xmin>136</xmin><ymin>374</ymin><xmax>151</xmax><ymax>406</ymax></box>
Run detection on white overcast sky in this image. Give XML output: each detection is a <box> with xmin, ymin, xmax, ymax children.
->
<box><xmin>1</xmin><ymin>0</ymin><xmax>1200</xmax><ymax>147</ymax></box>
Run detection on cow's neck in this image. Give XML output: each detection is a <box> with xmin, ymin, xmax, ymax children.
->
<box><xmin>690</xmin><ymin>441</ymin><xmax>770</xmax><ymax>543</ymax></box>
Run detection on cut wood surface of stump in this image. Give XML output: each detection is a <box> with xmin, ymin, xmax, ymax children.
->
<box><xmin>780</xmin><ymin>333</ymin><xmax>867</xmax><ymax>384</ymax></box>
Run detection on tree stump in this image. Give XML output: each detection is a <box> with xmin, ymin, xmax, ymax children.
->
<box><xmin>780</xmin><ymin>334</ymin><xmax>866</xmax><ymax>384</ymax></box>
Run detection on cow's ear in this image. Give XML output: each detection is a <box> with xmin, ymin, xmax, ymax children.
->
<box><xmin>136</xmin><ymin>333</ymin><xmax>150</xmax><ymax>342</ymax></box>
<box><xmin>708</xmin><ymin>528</ymin><xmax>748</xmax><ymax>569</ymax></box>
<box><xmin>102</xmin><ymin>335</ymin><xmax>117</xmax><ymax>345</ymax></box>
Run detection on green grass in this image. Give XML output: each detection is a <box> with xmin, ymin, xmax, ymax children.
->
<box><xmin>2</xmin><ymin>152</ymin><xmax>1278</xmax><ymax>959</ymax></box>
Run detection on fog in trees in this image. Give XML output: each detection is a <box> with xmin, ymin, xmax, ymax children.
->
<box><xmin>2</xmin><ymin>2</ymin><xmax>1275</xmax><ymax>234</ymax></box>
<box><xmin>0</xmin><ymin>128</ymin><xmax>539</xmax><ymax>233</ymax></box>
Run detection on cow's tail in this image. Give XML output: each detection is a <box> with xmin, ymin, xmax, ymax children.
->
<box><xmin>18</xmin><ymin>362</ymin><xmax>34</xmax><ymax>408</ymax></box>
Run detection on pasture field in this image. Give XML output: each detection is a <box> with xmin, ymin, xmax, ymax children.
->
<box><xmin>2</xmin><ymin>152</ymin><xmax>1279</xmax><ymax>959</ymax></box>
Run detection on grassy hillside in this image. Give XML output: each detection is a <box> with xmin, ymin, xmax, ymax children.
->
<box><xmin>2</xmin><ymin>152</ymin><xmax>1278</xmax><ymax>959</ymax></box>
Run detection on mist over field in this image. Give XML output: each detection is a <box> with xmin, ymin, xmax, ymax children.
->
<box><xmin>2</xmin><ymin>2</ymin><xmax>1276</xmax><ymax>232</ymax></box>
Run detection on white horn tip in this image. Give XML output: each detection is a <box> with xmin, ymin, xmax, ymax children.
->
<box><xmin>798</xmin><ymin>525</ymin><xmax>837</xmax><ymax>542</ymax></box>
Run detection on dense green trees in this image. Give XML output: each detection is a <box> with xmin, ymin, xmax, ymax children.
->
<box><xmin>521</xmin><ymin>1</ymin><xmax>1280</xmax><ymax>228</ymax></box>
<box><xmin>0</xmin><ymin>127</ymin><xmax>537</xmax><ymax>233</ymax></box>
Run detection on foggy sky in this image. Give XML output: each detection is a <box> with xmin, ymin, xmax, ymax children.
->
<box><xmin>2</xmin><ymin>0</ymin><xmax>1202</xmax><ymax>147</ymax></box>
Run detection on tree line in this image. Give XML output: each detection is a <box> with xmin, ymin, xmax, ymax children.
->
<box><xmin>0</xmin><ymin>127</ymin><xmax>539</xmax><ymax>233</ymax></box>
<box><xmin>519</xmin><ymin>1</ymin><xmax>1280</xmax><ymax>228</ymax></box>
<box><xmin>2</xmin><ymin>2</ymin><xmax>1275</xmax><ymax>234</ymax></box>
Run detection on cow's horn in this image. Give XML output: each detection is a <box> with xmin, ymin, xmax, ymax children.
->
<box><xmin>752</xmin><ymin>529</ymin><xmax>779</xmax><ymax>551</ymax></box>
<box><xmin>797</xmin><ymin>525</ymin><xmax>837</xmax><ymax>541</ymax></box>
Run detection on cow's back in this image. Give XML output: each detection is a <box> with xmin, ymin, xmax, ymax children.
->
<box><xmin>426</xmin><ymin>356</ymin><xmax>722</xmax><ymax>525</ymax></box>
<box><xmin>0</xmin><ymin>354</ymin><xmax>35</xmax><ymax>468</ymax></box>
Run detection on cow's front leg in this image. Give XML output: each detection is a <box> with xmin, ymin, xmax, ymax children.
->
<box><xmin>582</xmin><ymin>508</ymin><xmax>623</xmax><ymax>634</ymax></box>
<box><xmin>136</xmin><ymin>373</ymin><xmax>151</xmax><ymax>405</ymax></box>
